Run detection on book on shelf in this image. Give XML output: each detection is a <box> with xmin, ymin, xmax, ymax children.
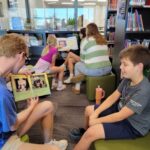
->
<box><xmin>109</xmin><ymin>0</ymin><xmax>118</xmax><ymax>10</ymax></box>
<box><xmin>57</xmin><ymin>36</ymin><xmax>78</xmax><ymax>51</ymax></box>
<box><xmin>129</xmin><ymin>0</ymin><xmax>146</xmax><ymax>6</ymax></box>
<box><xmin>10</xmin><ymin>17</ymin><xmax>24</xmax><ymax>30</ymax></box>
<box><xmin>10</xmin><ymin>73</ymin><xmax>51</xmax><ymax>102</ymax></box>
<box><xmin>126</xmin><ymin>10</ymin><xmax>144</xmax><ymax>31</ymax></box>
<box><xmin>146</xmin><ymin>0</ymin><xmax>150</xmax><ymax>5</ymax></box>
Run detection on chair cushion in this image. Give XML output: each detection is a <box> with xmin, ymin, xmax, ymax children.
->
<box><xmin>93</xmin><ymin>133</ymin><xmax>150</xmax><ymax>150</ymax></box>
<box><xmin>86</xmin><ymin>73</ymin><xmax>116</xmax><ymax>101</ymax></box>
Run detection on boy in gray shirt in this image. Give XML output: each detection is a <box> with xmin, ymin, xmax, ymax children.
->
<box><xmin>72</xmin><ymin>45</ymin><xmax>150</xmax><ymax>150</ymax></box>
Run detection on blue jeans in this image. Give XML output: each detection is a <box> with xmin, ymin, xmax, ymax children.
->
<box><xmin>74</xmin><ymin>62</ymin><xmax>112</xmax><ymax>76</ymax></box>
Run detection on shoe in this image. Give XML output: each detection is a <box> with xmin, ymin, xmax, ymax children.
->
<box><xmin>64</xmin><ymin>77</ymin><xmax>72</xmax><ymax>84</ymax></box>
<box><xmin>71</xmin><ymin>74</ymin><xmax>85</xmax><ymax>83</ymax></box>
<box><xmin>69</xmin><ymin>128</ymin><xmax>85</xmax><ymax>142</ymax></box>
<box><xmin>48</xmin><ymin>139</ymin><xmax>68</xmax><ymax>150</ymax></box>
<box><xmin>72</xmin><ymin>87</ymin><xmax>80</xmax><ymax>95</ymax></box>
<box><xmin>51</xmin><ymin>83</ymin><xmax>58</xmax><ymax>90</ymax></box>
<box><xmin>57</xmin><ymin>84</ymin><xmax>66</xmax><ymax>91</ymax></box>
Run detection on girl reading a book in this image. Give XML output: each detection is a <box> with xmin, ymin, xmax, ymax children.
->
<box><xmin>63</xmin><ymin>27</ymin><xmax>86</xmax><ymax>84</ymax></box>
<box><xmin>33</xmin><ymin>34</ymin><xmax>66</xmax><ymax>91</ymax></box>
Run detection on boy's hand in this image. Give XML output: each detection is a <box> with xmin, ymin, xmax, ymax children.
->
<box><xmin>89</xmin><ymin>112</ymin><xmax>98</xmax><ymax>120</ymax></box>
<box><xmin>89</xmin><ymin>118</ymin><xmax>99</xmax><ymax>126</ymax></box>
<box><xmin>27</xmin><ymin>97</ymin><xmax>39</xmax><ymax>110</ymax></box>
<box><xmin>18</xmin><ymin>69</ymin><xmax>32</xmax><ymax>75</ymax></box>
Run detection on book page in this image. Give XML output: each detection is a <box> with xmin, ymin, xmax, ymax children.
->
<box><xmin>11</xmin><ymin>73</ymin><xmax>51</xmax><ymax>102</ymax></box>
<box><xmin>57</xmin><ymin>36</ymin><xmax>78</xmax><ymax>51</ymax></box>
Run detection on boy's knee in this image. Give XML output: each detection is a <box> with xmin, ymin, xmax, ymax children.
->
<box><xmin>43</xmin><ymin>101</ymin><xmax>54</xmax><ymax>113</ymax></box>
<box><xmin>85</xmin><ymin>105</ymin><xmax>93</xmax><ymax>116</ymax></box>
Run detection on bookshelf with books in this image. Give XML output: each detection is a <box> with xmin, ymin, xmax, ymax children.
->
<box><xmin>113</xmin><ymin>0</ymin><xmax>150</xmax><ymax>83</ymax></box>
<box><xmin>7</xmin><ymin>30</ymin><xmax>46</xmax><ymax>65</ymax></box>
<box><xmin>6</xmin><ymin>30</ymin><xmax>79</xmax><ymax>65</ymax></box>
<box><xmin>105</xmin><ymin>0</ymin><xmax>118</xmax><ymax>59</ymax></box>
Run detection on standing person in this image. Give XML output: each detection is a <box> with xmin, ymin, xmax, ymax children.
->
<box><xmin>33</xmin><ymin>34</ymin><xmax>66</xmax><ymax>91</ymax></box>
<box><xmin>63</xmin><ymin>28</ymin><xmax>86</xmax><ymax>84</ymax></box>
<box><xmin>72</xmin><ymin>23</ymin><xmax>112</xmax><ymax>94</ymax></box>
<box><xmin>0</xmin><ymin>33</ymin><xmax>68</xmax><ymax>150</ymax></box>
<box><xmin>72</xmin><ymin>45</ymin><xmax>150</xmax><ymax>150</ymax></box>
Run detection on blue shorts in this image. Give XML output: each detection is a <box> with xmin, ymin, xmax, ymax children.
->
<box><xmin>94</xmin><ymin>104</ymin><xmax>142</xmax><ymax>140</ymax></box>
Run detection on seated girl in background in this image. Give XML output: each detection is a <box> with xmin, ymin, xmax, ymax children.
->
<box><xmin>63</xmin><ymin>28</ymin><xmax>86</xmax><ymax>84</ymax></box>
<box><xmin>32</xmin><ymin>34</ymin><xmax>66</xmax><ymax>91</ymax></box>
<box><xmin>72</xmin><ymin>23</ymin><xmax>112</xmax><ymax>94</ymax></box>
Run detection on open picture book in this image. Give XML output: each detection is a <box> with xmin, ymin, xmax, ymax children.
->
<box><xmin>57</xmin><ymin>36</ymin><xmax>78</xmax><ymax>51</ymax></box>
<box><xmin>10</xmin><ymin>73</ymin><xmax>51</xmax><ymax>102</ymax></box>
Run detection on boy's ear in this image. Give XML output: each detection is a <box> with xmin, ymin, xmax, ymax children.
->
<box><xmin>138</xmin><ymin>63</ymin><xmax>144</xmax><ymax>71</ymax></box>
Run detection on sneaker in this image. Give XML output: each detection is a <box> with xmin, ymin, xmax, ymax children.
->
<box><xmin>48</xmin><ymin>139</ymin><xmax>68</xmax><ymax>150</ymax></box>
<box><xmin>72</xmin><ymin>86</ymin><xmax>80</xmax><ymax>95</ymax></box>
<box><xmin>71</xmin><ymin>74</ymin><xmax>86</xmax><ymax>83</ymax></box>
<box><xmin>69</xmin><ymin>128</ymin><xmax>85</xmax><ymax>142</ymax></box>
<box><xmin>51</xmin><ymin>83</ymin><xmax>58</xmax><ymax>90</ymax></box>
<box><xmin>64</xmin><ymin>77</ymin><xmax>72</xmax><ymax>84</ymax></box>
<box><xmin>57</xmin><ymin>84</ymin><xmax>66</xmax><ymax>91</ymax></box>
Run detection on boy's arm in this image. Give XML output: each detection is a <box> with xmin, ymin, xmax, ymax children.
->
<box><xmin>90</xmin><ymin>106</ymin><xmax>134</xmax><ymax>126</ymax></box>
<box><xmin>10</xmin><ymin>97</ymin><xmax>38</xmax><ymax>131</ymax></box>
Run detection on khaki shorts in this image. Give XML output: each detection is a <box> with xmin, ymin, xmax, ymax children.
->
<box><xmin>2</xmin><ymin>134</ymin><xmax>23</xmax><ymax>150</ymax></box>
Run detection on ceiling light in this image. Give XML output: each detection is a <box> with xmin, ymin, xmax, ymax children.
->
<box><xmin>48</xmin><ymin>2</ymin><xmax>57</xmax><ymax>4</ymax></box>
<box><xmin>61</xmin><ymin>2</ymin><xmax>73</xmax><ymax>5</ymax></box>
<box><xmin>72</xmin><ymin>0</ymin><xmax>85</xmax><ymax>1</ymax></box>
<box><xmin>97</xmin><ymin>0</ymin><xmax>107</xmax><ymax>2</ymax></box>
<box><xmin>45</xmin><ymin>0</ymin><xmax>58</xmax><ymax>1</ymax></box>
<box><xmin>84</xmin><ymin>3</ymin><xmax>96</xmax><ymax>5</ymax></box>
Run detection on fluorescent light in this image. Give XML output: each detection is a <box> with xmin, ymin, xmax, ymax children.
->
<box><xmin>48</xmin><ymin>2</ymin><xmax>57</xmax><ymax>4</ymax></box>
<box><xmin>97</xmin><ymin>0</ymin><xmax>107</xmax><ymax>2</ymax></box>
<box><xmin>45</xmin><ymin>0</ymin><xmax>58</xmax><ymax>1</ymax></box>
<box><xmin>61</xmin><ymin>2</ymin><xmax>73</xmax><ymax>5</ymax></box>
<box><xmin>84</xmin><ymin>3</ymin><xmax>96</xmax><ymax>5</ymax></box>
<box><xmin>72</xmin><ymin>0</ymin><xmax>85</xmax><ymax>1</ymax></box>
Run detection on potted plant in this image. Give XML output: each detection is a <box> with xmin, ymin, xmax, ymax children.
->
<box><xmin>67</xmin><ymin>18</ymin><xmax>75</xmax><ymax>30</ymax></box>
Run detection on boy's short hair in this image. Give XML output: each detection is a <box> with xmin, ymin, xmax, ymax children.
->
<box><xmin>47</xmin><ymin>35</ymin><xmax>57</xmax><ymax>46</ymax></box>
<box><xmin>119</xmin><ymin>45</ymin><xmax>150</xmax><ymax>70</ymax></box>
<box><xmin>0</xmin><ymin>33</ymin><xmax>28</xmax><ymax>57</ymax></box>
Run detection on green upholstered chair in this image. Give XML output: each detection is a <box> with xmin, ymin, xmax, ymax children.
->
<box><xmin>91</xmin><ymin>133</ymin><xmax>150</xmax><ymax>150</ymax></box>
<box><xmin>86</xmin><ymin>73</ymin><xmax>116</xmax><ymax>101</ymax></box>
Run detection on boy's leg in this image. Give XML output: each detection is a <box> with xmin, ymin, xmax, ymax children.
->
<box><xmin>73</xmin><ymin>124</ymin><xmax>105</xmax><ymax>150</ymax></box>
<box><xmin>2</xmin><ymin>135</ymin><xmax>60</xmax><ymax>150</ymax></box>
<box><xmin>20</xmin><ymin>142</ymin><xmax>60</xmax><ymax>150</ymax></box>
<box><xmin>84</xmin><ymin>105</ymin><xmax>95</xmax><ymax>129</ymax></box>
<box><xmin>18</xmin><ymin>101</ymin><xmax>54</xmax><ymax>143</ymax></box>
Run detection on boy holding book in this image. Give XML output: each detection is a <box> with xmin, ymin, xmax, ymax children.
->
<box><xmin>72</xmin><ymin>45</ymin><xmax>150</xmax><ymax>150</ymax></box>
<box><xmin>0</xmin><ymin>33</ymin><xmax>68</xmax><ymax>150</ymax></box>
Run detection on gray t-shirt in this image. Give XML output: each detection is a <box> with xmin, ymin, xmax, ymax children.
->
<box><xmin>118</xmin><ymin>77</ymin><xmax>150</xmax><ymax>136</ymax></box>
